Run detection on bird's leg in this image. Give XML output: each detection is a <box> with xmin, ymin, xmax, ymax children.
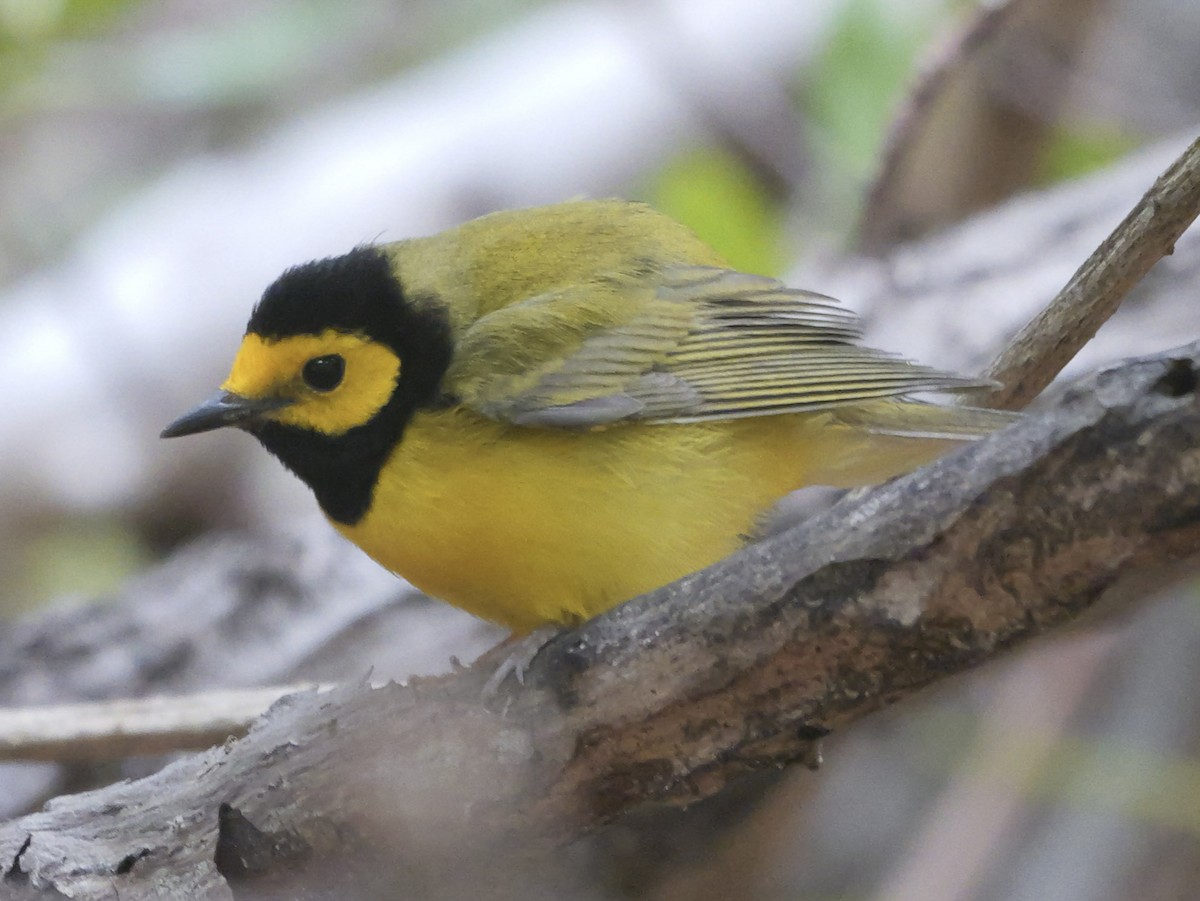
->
<box><xmin>478</xmin><ymin>626</ymin><xmax>562</xmax><ymax>697</ymax></box>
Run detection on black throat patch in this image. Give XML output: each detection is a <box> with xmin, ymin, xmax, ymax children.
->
<box><xmin>246</xmin><ymin>247</ymin><xmax>454</xmax><ymax>525</ymax></box>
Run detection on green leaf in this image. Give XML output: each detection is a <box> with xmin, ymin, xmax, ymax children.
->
<box><xmin>646</xmin><ymin>147</ymin><xmax>784</xmax><ymax>276</ymax></box>
<box><xmin>1039</xmin><ymin>125</ymin><xmax>1139</xmax><ymax>185</ymax></box>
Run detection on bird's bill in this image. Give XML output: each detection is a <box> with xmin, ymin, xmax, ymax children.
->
<box><xmin>160</xmin><ymin>390</ymin><xmax>291</xmax><ymax>438</ymax></box>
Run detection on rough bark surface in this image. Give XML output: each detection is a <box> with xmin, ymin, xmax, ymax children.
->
<box><xmin>2</xmin><ymin>341</ymin><xmax>1199</xmax><ymax>900</ymax></box>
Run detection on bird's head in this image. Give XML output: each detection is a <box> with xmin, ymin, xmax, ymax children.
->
<box><xmin>162</xmin><ymin>245</ymin><xmax>453</xmax><ymax>523</ymax></box>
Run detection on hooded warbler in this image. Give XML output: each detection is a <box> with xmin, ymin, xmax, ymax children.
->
<box><xmin>162</xmin><ymin>200</ymin><xmax>1012</xmax><ymax>632</ymax></box>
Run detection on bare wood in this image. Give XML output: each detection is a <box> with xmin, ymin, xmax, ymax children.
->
<box><xmin>980</xmin><ymin>133</ymin><xmax>1200</xmax><ymax>410</ymax></box>
<box><xmin>0</xmin><ymin>686</ymin><xmax>332</xmax><ymax>762</ymax></box>
<box><xmin>2</xmin><ymin>340</ymin><xmax>1200</xmax><ymax>899</ymax></box>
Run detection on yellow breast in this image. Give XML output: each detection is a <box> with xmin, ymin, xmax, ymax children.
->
<box><xmin>333</xmin><ymin>408</ymin><xmax>824</xmax><ymax>632</ymax></box>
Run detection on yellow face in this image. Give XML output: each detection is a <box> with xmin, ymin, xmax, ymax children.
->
<box><xmin>223</xmin><ymin>329</ymin><xmax>402</xmax><ymax>436</ymax></box>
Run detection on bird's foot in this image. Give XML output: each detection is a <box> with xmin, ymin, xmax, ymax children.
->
<box><xmin>479</xmin><ymin>626</ymin><xmax>561</xmax><ymax>698</ymax></box>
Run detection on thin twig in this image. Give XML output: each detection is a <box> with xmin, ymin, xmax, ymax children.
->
<box><xmin>0</xmin><ymin>685</ymin><xmax>331</xmax><ymax>762</ymax></box>
<box><xmin>980</xmin><ymin>134</ymin><xmax>1200</xmax><ymax>411</ymax></box>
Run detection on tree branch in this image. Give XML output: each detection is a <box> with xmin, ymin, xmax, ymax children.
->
<box><xmin>2</xmin><ymin>340</ymin><xmax>1199</xmax><ymax>899</ymax></box>
<box><xmin>981</xmin><ymin>134</ymin><xmax>1200</xmax><ymax>409</ymax></box>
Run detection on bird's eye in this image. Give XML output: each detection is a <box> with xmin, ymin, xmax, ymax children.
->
<box><xmin>302</xmin><ymin>354</ymin><xmax>345</xmax><ymax>392</ymax></box>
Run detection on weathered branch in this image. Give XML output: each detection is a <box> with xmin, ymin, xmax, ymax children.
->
<box><xmin>2</xmin><ymin>341</ymin><xmax>1199</xmax><ymax>899</ymax></box>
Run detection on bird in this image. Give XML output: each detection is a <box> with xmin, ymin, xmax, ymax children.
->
<box><xmin>162</xmin><ymin>199</ymin><xmax>1013</xmax><ymax>634</ymax></box>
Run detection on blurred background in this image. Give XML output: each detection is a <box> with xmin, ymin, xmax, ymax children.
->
<box><xmin>1</xmin><ymin>0</ymin><xmax>1199</xmax><ymax>898</ymax></box>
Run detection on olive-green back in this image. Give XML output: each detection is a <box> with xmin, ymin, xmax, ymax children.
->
<box><xmin>386</xmin><ymin>200</ymin><xmax>1007</xmax><ymax>433</ymax></box>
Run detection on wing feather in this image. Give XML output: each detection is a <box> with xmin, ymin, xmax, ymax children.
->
<box><xmin>449</xmin><ymin>265</ymin><xmax>992</xmax><ymax>429</ymax></box>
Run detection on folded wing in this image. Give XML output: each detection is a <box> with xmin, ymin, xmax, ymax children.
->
<box><xmin>448</xmin><ymin>265</ymin><xmax>1000</xmax><ymax>431</ymax></box>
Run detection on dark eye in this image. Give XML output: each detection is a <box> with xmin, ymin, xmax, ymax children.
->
<box><xmin>302</xmin><ymin>354</ymin><xmax>345</xmax><ymax>392</ymax></box>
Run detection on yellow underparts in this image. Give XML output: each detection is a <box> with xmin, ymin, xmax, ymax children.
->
<box><xmin>333</xmin><ymin>407</ymin><xmax>921</xmax><ymax>633</ymax></box>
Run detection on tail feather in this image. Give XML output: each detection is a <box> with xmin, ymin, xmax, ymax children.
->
<box><xmin>801</xmin><ymin>399</ymin><xmax>1016</xmax><ymax>489</ymax></box>
<box><xmin>832</xmin><ymin>400</ymin><xmax>1018</xmax><ymax>441</ymax></box>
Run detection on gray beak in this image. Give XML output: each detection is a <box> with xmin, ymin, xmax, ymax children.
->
<box><xmin>161</xmin><ymin>391</ymin><xmax>291</xmax><ymax>438</ymax></box>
